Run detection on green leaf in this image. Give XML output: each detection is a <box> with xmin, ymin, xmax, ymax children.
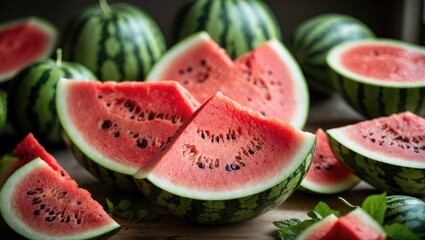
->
<box><xmin>117</xmin><ymin>199</ymin><xmax>132</xmax><ymax>211</ymax></box>
<box><xmin>361</xmin><ymin>192</ymin><xmax>387</xmax><ymax>224</ymax></box>
<box><xmin>273</xmin><ymin>218</ymin><xmax>301</xmax><ymax>228</ymax></box>
<box><xmin>307</xmin><ymin>211</ymin><xmax>322</xmax><ymax>220</ymax></box>
<box><xmin>384</xmin><ymin>223</ymin><xmax>420</xmax><ymax>240</ymax></box>
<box><xmin>120</xmin><ymin>210</ymin><xmax>135</xmax><ymax>220</ymax></box>
<box><xmin>278</xmin><ymin>219</ymin><xmax>316</xmax><ymax>240</ymax></box>
<box><xmin>137</xmin><ymin>209</ymin><xmax>149</xmax><ymax>219</ymax></box>
<box><xmin>106</xmin><ymin>198</ymin><xmax>114</xmax><ymax>210</ymax></box>
<box><xmin>314</xmin><ymin>201</ymin><xmax>340</xmax><ymax>218</ymax></box>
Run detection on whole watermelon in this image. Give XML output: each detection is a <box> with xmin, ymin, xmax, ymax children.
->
<box><xmin>172</xmin><ymin>0</ymin><xmax>282</xmax><ymax>59</ymax></box>
<box><xmin>290</xmin><ymin>14</ymin><xmax>375</xmax><ymax>96</ymax></box>
<box><xmin>62</xmin><ymin>0</ymin><xmax>166</xmax><ymax>81</ymax></box>
<box><xmin>7</xmin><ymin>49</ymin><xmax>96</xmax><ymax>145</ymax></box>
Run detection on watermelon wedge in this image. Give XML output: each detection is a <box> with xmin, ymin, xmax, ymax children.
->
<box><xmin>147</xmin><ymin>32</ymin><xmax>309</xmax><ymax>129</ymax></box>
<box><xmin>134</xmin><ymin>92</ymin><xmax>316</xmax><ymax>224</ymax></box>
<box><xmin>56</xmin><ymin>78</ymin><xmax>199</xmax><ymax>191</ymax></box>
<box><xmin>0</xmin><ymin>17</ymin><xmax>57</xmax><ymax>82</ymax></box>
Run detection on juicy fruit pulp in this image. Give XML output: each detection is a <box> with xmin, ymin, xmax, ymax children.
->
<box><xmin>56</xmin><ymin>79</ymin><xmax>199</xmax><ymax>190</ymax></box>
<box><xmin>134</xmin><ymin>92</ymin><xmax>316</xmax><ymax>223</ymax></box>
<box><xmin>300</xmin><ymin>128</ymin><xmax>359</xmax><ymax>194</ymax></box>
<box><xmin>327</xmin><ymin>112</ymin><xmax>425</xmax><ymax>194</ymax></box>
<box><xmin>147</xmin><ymin>32</ymin><xmax>309</xmax><ymax>129</ymax></box>
<box><xmin>0</xmin><ymin>158</ymin><xmax>120</xmax><ymax>239</ymax></box>
<box><xmin>0</xmin><ymin>17</ymin><xmax>57</xmax><ymax>82</ymax></box>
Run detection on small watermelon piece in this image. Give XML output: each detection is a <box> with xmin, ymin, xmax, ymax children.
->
<box><xmin>385</xmin><ymin>195</ymin><xmax>425</xmax><ymax>238</ymax></box>
<box><xmin>295</xmin><ymin>214</ymin><xmax>339</xmax><ymax>240</ymax></box>
<box><xmin>300</xmin><ymin>128</ymin><xmax>360</xmax><ymax>194</ymax></box>
<box><xmin>56</xmin><ymin>78</ymin><xmax>199</xmax><ymax>191</ymax></box>
<box><xmin>289</xmin><ymin>13</ymin><xmax>375</xmax><ymax>96</ymax></box>
<box><xmin>172</xmin><ymin>0</ymin><xmax>282</xmax><ymax>59</ymax></box>
<box><xmin>0</xmin><ymin>158</ymin><xmax>120</xmax><ymax>239</ymax></box>
<box><xmin>327</xmin><ymin>112</ymin><xmax>425</xmax><ymax>195</ymax></box>
<box><xmin>134</xmin><ymin>92</ymin><xmax>316</xmax><ymax>224</ymax></box>
<box><xmin>0</xmin><ymin>17</ymin><xmax>58</xmax><ymax>82</ymax></box>
<box><xmin>327</xmin><ymin>39</ymin><xmax>425</xmax><ymax>118</ymax></box>
<box><xmin>0</xmin><ymin>133</ymin><xmax>70</xmax><ymax>187</ymax></box>
<box><xmin>147</xmin><ymin>32</ymin><xmax>309</xmax><ymax>129</ymax></box>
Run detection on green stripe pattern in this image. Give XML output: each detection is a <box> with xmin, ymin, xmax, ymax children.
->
<box><xmin>328</xmin><ymin>134</ymin><xmax>425</xmax><ymax>195</ymax></box>
<box><xmin>172</xmin><ymin>0</ymin><xmax>281</xmax><ymax>59</ymax></box>
<box><xmin>63</xmin><ymin>3</ymin><xmax>166</xmax><ymax>81</ymax></box>
<box><xmin>66</xmin><ymin>135</ymin><xmax>138</xmax><ymax>192</ymax></box>
<box><xmin>0</xmin><ymin>90</ymin><xmax>6</xmax><ymax>133</ymax></box>
<box><xmin>384</xmin><ymin>195</ymin><xmax>425</xmax><ymax>238</ymax></box>
<box><xmin>290</xmin><ymin>14</ymin><xmax>374</xmax><ymax>95</ymax></box>
<box><xmin>329</xmin><ymin>67</ymin><xmax>425</xmax><ymax>118</ymax></box>
<box><xmin>135</xmin><ymin>150</ymin><xmax>314</xmax><ymax>224</ymax></box>
<box><xmin>7</xmin><ymin>60</ymin><xmax>96</xmax><ymax>145</ymax></box>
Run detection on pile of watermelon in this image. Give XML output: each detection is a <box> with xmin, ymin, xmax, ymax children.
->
<box><xmin>0</xmin><ymin>0</ymin><xmax>424</xmax><ymax>239</ymax></box>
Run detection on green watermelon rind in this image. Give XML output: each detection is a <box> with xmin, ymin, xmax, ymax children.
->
<box><xmin>295</xmin><ymin>214</ymin><xmax>338</xmax><ymax>240</ymax></box>
<box><xmin>147</xmin><ymin>31</ymin><xmax>310</xmax><ymax>129</ymax></box>
<box><xmin>385</xmin><ymin>195</ymin><xmax>425</xmax><ymax>238</ymax></box>
<box><xmin>0</xmin><ymin>158</ymin><xmax>121</xmax><ymax>240</ymax></box>
<box><xmin>0</xmin><ymin>90</ymin><xmax>7</xmax><ymax>133</ymax></box>
<box><xmin>136</xmin><ymin>149</ymin><xmax>315</xmax><ymax>224</ymax></box>
<box><xmin>299</xmin><ymin>173</ymin><xmax>360</xmax><ymax>195</ymax></box>
<box><xmin>7</xmin><ymin>59</ymin><xmax>96</xmax><ymax>145</ymax></box>
<box><xmin>327</xmin><ymin>39</ymin><xmax>425</xmax><ymax>118</ymax></box>
<box><xmin>0</xmin><ymin>17</ymin><xmax>58</xmax><ymax>82</ymax></box>
<box><xmin>172</xmin><ymin>0</ymin><xmax>282</xmax><ymax>59</ymax></box>
<box><xmin>62</xmin><ymin>2</ymin><xmax>166</xmax><ymax>81</ymax></box>
<box><xmin>327</xmin><ymin>129</ymin><xmax>425</xmax><ymax>195</ymax></box>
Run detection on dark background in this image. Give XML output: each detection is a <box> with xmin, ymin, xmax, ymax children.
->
<box><xmin>0</xmin><ymin>0</ymin><xmax>423</xmax><ymax>47</ymax></box>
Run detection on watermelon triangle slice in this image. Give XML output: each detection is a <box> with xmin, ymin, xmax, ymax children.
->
<box><xmin>147</xmin><ymin>32</ymin><xmax>309</xmax><ymax>129</ymax></box>
<box><xmin>0</xmin><ymin>17</ymin><xmax>58</xmax><ymax>82</ymax></box>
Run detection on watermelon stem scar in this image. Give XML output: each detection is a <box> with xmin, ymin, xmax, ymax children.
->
<box><xmin>55</xmin><ymin>48</ymin><xmax>62</xmax><ymax>66</ymax></box>
<box><xmin>99</xmin><ymin>0</ymin><xmax>112</xmax><ymax>17</ymax></box>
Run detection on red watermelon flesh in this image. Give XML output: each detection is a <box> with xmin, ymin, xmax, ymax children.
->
<box><xmin>0</xmin><ymin>158</ymin><xmax>120</xmax><ymax>239</ymax></box>
<box><xmin>147</xmin><ymin>32</ymin><xmax>309</xmax><ymax>129</ymax></box>
<box><xmin>341</xmin><ymin>44</ymin><xmax>425</xmax><ymax>82</ymax></box>
<box><xmin>136</xmin><ymin>92</ymin><xmax>316</xmax><ymax>199</ymax></box>
<box><xmin>329</xmin><ymin>112</ymin><xmax>425</xmax><ymax>167</ymax></box>
<box><xmin>300</xmin><ymin>128</ymin><xmax>359</xmax><ymax>194</ymax></box>
<box><xmin>57</xmin><ymin>79</ymin><xmax>199</xmax><ymax>174</ymax></box>
<box><xmin>0</xmin><ymin>17</ymin><xmax>57</xmax><ymax>82</ymax></box>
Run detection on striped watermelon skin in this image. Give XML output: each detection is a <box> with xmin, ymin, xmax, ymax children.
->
<box><xmin>137</xmin><ymin>150</ymin><xmax>313</xmax><ymax>224</ymax></box>
<box><xmin>330</xmin><ymin>69</ymin><xmax>425</xmax><ymax>118</ymax></box>
<box><xmin>62</xmin><ymin>2</ymin><xmax>166</xmax><ymax>81</ymax></box>
<box><xmin>327</xmin><ymin>135</ymin><xmax>425</xmax><ymax>195</ymax></box>
<box><xmin>66</xmin><ymin>137</ymin><xmax>137</xmax><ymax>192</ymax></box>
<box><xmin>0</xmin><ymin>90</ymin><xmax>6</xmax><ymax>133</ymax></box>
<box><xmin>7</xmin><ymin>59</ymin><xmax>96</xmax><ymax>145</ymax></box>
<box><xmin>289</xmin><ymin>14</ymin><xmax>375</xmax><ymax>95</ymax></box>
<box><xmin>172</xmin><ymin>0</ymin><xmax>281</xmax><ymax>59</ymax></box>
<box><xmin>385</xmin><ymin>195</ymin><xmax>425</xmax><ymax>238</ymax></box>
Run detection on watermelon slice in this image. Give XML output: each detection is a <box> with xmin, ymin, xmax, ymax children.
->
<box><xmin>56</xmin><ymin>78</ymin><xmax>199</xmax><ymax>191</ymax></box>
<box><xmin>0</xmin><ymin>133</ymin><xmax>70</xmax><ymax>187</ymax></box>
<box><xmin>327</xmin><ymin>112</ymin><xmax>425</xmax><ymax>195</ymax></box>
<box><xmin>0</xmin><ymin>17</ymin><xmax>57</xmax><ymax>82</ymax></box>
<box><xmin>147</xmin><ymin>32</ymin><xmax>309</xmax><ymax>129</ymax></box>
<box><xmin>0</xmin><ymin>158</ymin><xmax>120</xmax><ymax>239</ymax></box>
<box><xmin>300</xmin><ymin>128</ymin><xmax>359</xmax><ymax>194</ymax></box>
<box><xmin>295</xmin><ymin>214</ymin><xmax>339</xmax><ymax>240</ymax></box>
<box><xmin>134</xmin><ymin>92</ymin><xmax>316</xmax><ymax>224</ymax></box>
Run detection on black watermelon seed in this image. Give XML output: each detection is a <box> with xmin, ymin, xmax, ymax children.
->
<box><xmin>260</xmin><ymin>111</ymin><xmax>266</xmax><ymax>116</ymax></box>
<box><xmin>49</xmin><ymin>210</ymin><xmax>55</xmax><ymax>215</ymax></box>
<box><xmin>179</xmin><ymin>69</ymin><xmax>185</xmax><ymax>75</ymax></box>
<box><xmin>40</xmin><ymin>204</ymin><xmax>46</xmax><ymax>209</ymax></box>
<box><xmin>148</xmin><ymin>113</ymin><xmax>155</xmax><ymax>120</ymax></box>
<box><xmin>45</xmin><ymin>216</ymin><xmax>55</xmax><ymax>222</ymax></box>
<box><xmin>230</xmin><ymin>164</ymin><xmax>239</xmax><ymax>170</ymax></box>
<box><xmin>216</xmin><ymin>136</ymin><xmax>220</xmax><ymax>143</ymax></box>
<box><xmin>27</xmin><ymin>191</ymin><xmax>37</xmax><ymax>195</ymax></box>
<box><xmin>201</xmin><ymin>132</ymin><xmax>205</xmax><ymax>139</ymax></box>
<box><xmin>77</xmin><ymin>201</ymin><xmax>81</xmax><ymax>205</ymax></box>
<box><xmin>102</xmin><ymin>120</ymin><xmax>112</xmax><ymax>129</ymax></box>
<box><xmin>209</xmin><ymin>163</ymin><xmax>213</xmax><ymax>169</ymax></box>
<box><xmin>32</xmin><ymin>197</ymin><xmax>42</xmax><ymax>204</ymax></box>
<box><xmin>248</xmin><ymin>149</ymin><xmax>254</xmax><ymax>155</ymax></box>
<box><xmin>114</xmin><ymin>131</ymin><xmax>120</xmax><ymax>138</ymax></box>
<box><xmin>33</xmin><ymin>210</ymin><xmax>41</xmax><ymax>215</ymax></box>
<box><xmin>137</xmin><ymin>139</ymin><xmax>148</xmax><ymax>149</ymax></box>
<box><xmin>200</xmin><ymin>59</ymin><xmax>206</xmax><ymax>66</ymax></box>
<box><xmin>231</xmin><ymin>134</ymin><xmax>236</xmax><ymax>140</ymax></box>
<box><xmin>198</xmin><ymin>162</ymin><xmax>205</xmax><ymax>169</ymax></box>
<box><xmin>225</xmin><ymin>164</ymin><xmax>232</xmax><ymax>171</ymax></box>
<box><xmin>187</xmin><ymin>66</ymin><xmax>193</xmax><ymax>72</ymax></box>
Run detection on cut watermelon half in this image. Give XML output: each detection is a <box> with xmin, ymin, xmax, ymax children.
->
<box><xmin>56</xmin><ymin>78</ymin><xmax>199</xmax><ymax>191</ymax></box>
<box><xmin>300</xmin><ymin>128</ymin><xmax>359</xmax><ymax>194</ymax></box>
<box><xmin>0</xmin><ymin>158</ymin><xmax>120</xmax><ymax>239</ymax></box>
<box><xmin>134</xmin><ymin>92</ymin><xmax>316</xmax><ymax>223</ymax></box>
<box><xmin>0</xmin><ymin>17</ymin><xmax>58</xmax><ymax>82</ymax></box>
<box><xmin>147</xmin><ymin>32</ymin><xmax>309</xmax><ymax>129</ymax></box>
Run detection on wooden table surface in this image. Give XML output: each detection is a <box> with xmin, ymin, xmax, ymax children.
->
<box><xmin>1</xmin><ymin>93</ymin><xmax>424</xmax><ymax>239</ymax></box>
